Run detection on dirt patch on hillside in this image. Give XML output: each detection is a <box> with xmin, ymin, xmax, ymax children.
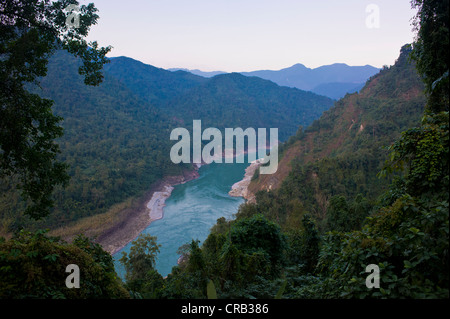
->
<box><xmin>248</xmin><ymin>94</ymin><xmax>363</xmax><ymax>198</ymax></box>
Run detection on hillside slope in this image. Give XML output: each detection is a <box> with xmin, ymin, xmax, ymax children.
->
<box><xmin>163</xmin><ymin>73</ymin><xmax>334</xmax><ymax>141</ymax></box>
<box><xmin>0</xmin><ymin>51</ymin><xmax>182</xmax><ymax>232</ymax></box>
<box><xmin>104</xmin><ymin>57</ymin><xmax>208</xmax><ymax>106</ymax></box>
<box><xmin>106</xmin><ymin>58</ymin><xmax>335</xmax><ymax>141</ymax></box>
<box><xmin>247</xmin><ymin>45</ymin><xmax>426</xmax><ymax>227</ymax></box>
<box><xmin>0</xmin><ymin>51</ymin><xmax>334</xmax><ymax>235</ymax></box>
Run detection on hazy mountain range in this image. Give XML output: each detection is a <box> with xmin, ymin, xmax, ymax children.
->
<box><xmin>169</xmin><ymin>63</ymin><xmax>380</xmax><ymax>100</ymax></box>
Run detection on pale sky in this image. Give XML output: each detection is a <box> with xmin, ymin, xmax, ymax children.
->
<box><xmin>83</xmin><ymin>0</ymin><xmax>418</xmax><ymax>72</ymax></box>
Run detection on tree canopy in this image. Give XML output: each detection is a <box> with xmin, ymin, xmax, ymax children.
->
<box><xmin>0</xmin><ymin>0</ymin><xmax>110</xmax><ymax>219</ymax></box>
<box><xmin>411</xmin><ymin>0</ymin><xmax>449</xmax><ymax>113</ymax></box>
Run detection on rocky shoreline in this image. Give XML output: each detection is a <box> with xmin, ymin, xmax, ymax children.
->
<box><xmin>228</xmin><ymin>159</ymin><xmax>262</xmax><ymax>203</ymax></box>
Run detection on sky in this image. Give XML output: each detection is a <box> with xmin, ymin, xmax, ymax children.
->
<box><xmin>83</xmin><ymin>0</ymin><xmax>418</xmax><ymax>72</ymax></box>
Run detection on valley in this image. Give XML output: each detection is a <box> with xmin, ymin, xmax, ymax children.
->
<box><xmin>0</xmin><ymin>0</ymin><xmax>447</xmax><ymax>300</ymax></box>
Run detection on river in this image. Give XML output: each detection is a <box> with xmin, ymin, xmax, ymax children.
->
<box><xmin>113</xmin><ymin>155</ymin><xmax>253</xmax><ymax>278</ymax></box>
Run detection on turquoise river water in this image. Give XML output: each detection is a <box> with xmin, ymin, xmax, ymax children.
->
<box><xmin>113</xmin><ymin>156</ymin><xmax>253</xmax><ymax>278</ymax></box>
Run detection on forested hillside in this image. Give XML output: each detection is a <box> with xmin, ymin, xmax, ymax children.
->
<box><xmin>163</xmin><ymin>72</ymin><xmax>334</xmax><ymax>141</ymax></box>
<box><xmin>104</xmin><ymin>56</ymin><xmax>334</xmax><ymax>141</ymax></box>
<box><xmin>104</xmin><ymin>57</ymin><xmax>208</xmax><ymax>106</ymax></box>
<box><xmin>0</xmin><ymin>50</ymin><xmax>183</xmax><ymax>232</ymax></box>
<box><xmin>1</xmin><ymin>0</ymin><xmax>447</xmax><ymax>301</ymax></box>
<box><xmin>0</xmin><ymin>51</ymin><xmax>333</xmax><ymax>235</ymax></box>
<box><xmin>138</xmin><ymin>43</ymin><xmax>447</xmax><ymax>299</ymax></box>
<box><xmin>248</xmin><ymin>44</ymin><xmax>426</xmax><ymax>229</ymax></box>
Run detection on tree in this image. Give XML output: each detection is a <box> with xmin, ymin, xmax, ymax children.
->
<box><xmin>119</xmin><ymin>233</ymin><xmax>161</xmax><ymax>284</ymax></box>
<box><xmin>381</xmin><ymin>112</ymin><xmax>449</xmax><ymax>198</ymax></box>
<box><xmin>410</xmin><ymin>0</ymin><xmax>449</xmax><ymax>113</ymax></box>
<box><xmin>0</xmin><ymin>230</ymin><xmax>129</xmax><ymax>298</ymax></box>
<box><xmin>229</xmin><ymin>214</ymin><xmax>287</xmax><ymax>275</ymax></box>
<box><xmin>0</xmin><ymin>0</ymin><xmax>111</xmax><ymax>219</ymax></box>
<box><xmin>314</xmin><ymin>1</ymin><xmax>449</xmax><ymax>298</ymax></box>
<box><xmin>326</xmin><ymin>195</ymin><xmax>349</xmax><ymax>232</ymax></box>
<box><xmin>119</xmin><ymin>233</ymin><xmax>165</xmax><ymax>298</ymax></box>
<box><xmin>299</xmin><ymin>214</ymin><xmax>320</xmax><ymax>273</ymax></box>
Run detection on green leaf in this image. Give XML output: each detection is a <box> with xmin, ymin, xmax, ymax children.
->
<box><xmin>404</xmin><ymin>260</ymin><xmax>412</xmax><ymax>269</ymax></box>
<box><xmin>43</xmin><ymin>253</ymin><xmax>59</xmax><ymax>262</ymax></box>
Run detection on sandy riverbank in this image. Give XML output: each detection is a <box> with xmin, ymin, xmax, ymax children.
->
<box><xmin>97</xmin><ymin>151</ymin><xmax>263</xmax><ymax>255</ymax></box>
<box><xmin>96</xmin><ymin>167</ymin><xmax>201</xmax><ymax>255</ymax></box>
<box><xmin>228</xmin><ymin>159</ymin><xmax>263</xmax><ymax>202</ymax></box>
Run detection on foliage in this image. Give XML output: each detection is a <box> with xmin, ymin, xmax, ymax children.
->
<box><xmin>103</xmin><ymin>56</ymin><xmax>208</xmax><ymax>107</ymax></box>
<box><xmin>207</xmin><ymin>279</ymin><xmax>218</xmax><ymax>299</ymax></box>
<box><xmin>119</xmin><ymin>233</ymin><xmax>163</xmax><ymax>297</ymax></box>
<box><xmin>380</xmin><ymin>112</ymin><xmax>449</xmax><ymax>197</ymax></box>
<box><xmin>158</xmin><ymin>214</ymin><xmax>288</xmax><ymax>299</ymax></box>
<box><xmin>0</xmin><ymin>0</ymin><xmax>110</xmax><ymax>220</ymax></box>
<box><xmin>326</xmin><ymin>194</ymin><xmax>372</xmax><ymax>233</ymax></box>
<box><xmin>279</xmin><ymin>113</ymin><xmax>449</xmax><ymax>299</ymax></box>
<box><xmin>0</xmin><ymin>230</ymin><xmax>129</xmax><ymax>298</ymax></box>
<box><xmin>297</xmin><ymin>214</ymin><xmax>320</xmax><ymax>273</ymax></box>
<box><xmin>284</xmin><ymin>214</ymin><xmax>320</xmax><ymax>274</ymax></box>
<box><xmin>164</xmin><ymin>73</ymin><xmax>334</xmax><ymax>141</ymax></box>
<box><xmin>247</xmin><ymin>45</ymin><xmax>425</xmax><ymax>233</ymax></box>
<box><xmin>411</xmin><ymin>0</ymin><xmax>449</xmax><ymax>113</ymax></box>
<box><xmin>317</xmin><ymin>194</ymin><xmax>448</xmax><ymax>298</ymax></box>
<box><xmin>228</xmin><ymin>214</ymin><xmax>287</xmax><ymax>272</ymax></box>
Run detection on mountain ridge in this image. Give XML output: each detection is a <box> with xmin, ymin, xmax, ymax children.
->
<box><xmin>169</xmin><ymin>62</ymin><xmax>380</xmax><ymax>99</ymax></box>
<box><xmin>162</xmin><ymin>71</ymin><xmax>334</xmax><ymax>141</ymax></box>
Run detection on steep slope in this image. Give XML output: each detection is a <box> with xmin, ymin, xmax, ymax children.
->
<box><xmin>247</xmin><ymin>45</ymin><xmax>426</xmax><ymax>225</ymax></box>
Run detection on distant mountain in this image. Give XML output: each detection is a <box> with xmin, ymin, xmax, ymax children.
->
<box><xmin>169</xmin><ymin>63</ymin><xmax>380</xmax><ymax>100</ymax></box>
<box><xmin>310</xmin><ymin>82</ymin><xmax>366</xmax><ymax>100</ymax></box>
<box><xmin>168</xmin><ymin>68</ymin><xmax>226</xmax><ymax>78</ymax></box>
<box><xmin>241</xmin><ymin>63</ymin><xmax>380</xmax><ymax>99</ymax></box>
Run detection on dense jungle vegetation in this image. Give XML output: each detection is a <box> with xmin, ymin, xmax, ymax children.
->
<box><xmin>0</xmin><ymin>0</ymin><xmax>448</xmax><ymax>299</ymax></box>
